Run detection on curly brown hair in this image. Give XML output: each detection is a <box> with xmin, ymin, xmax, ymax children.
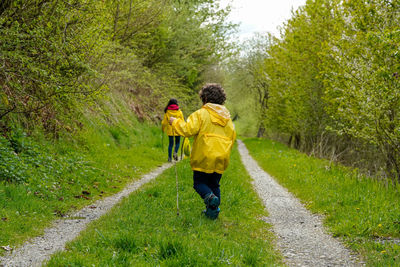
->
<box><xmin>199</xmin><ymin>83</ymin><xmax>226</xmax><ymax>105</ymax></box>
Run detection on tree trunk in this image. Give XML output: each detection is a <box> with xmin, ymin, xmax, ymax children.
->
<box><xmin>257</xmin><ymin>124</ymin><xmax>265</xmax><ymax>138</ymax></box>
<box><xmin>294</xmin><ymin>134</ymin><xmax>301</xmax><ymax>149</ymax></box>
<box><xmin>386</xmin><ymin>148</ymin><xmax>400</xmax><ymax>184</ymax></box>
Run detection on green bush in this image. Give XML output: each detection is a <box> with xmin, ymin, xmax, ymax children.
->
<box><xmin>0</xmin><ymin>135</ymin><xmax>27</xmax><ymax>183</ymax></box>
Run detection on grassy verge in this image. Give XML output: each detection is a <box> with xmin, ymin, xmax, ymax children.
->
<box><xmin>45</xmin><ymin>146</ymin><xmax>282</xmax><ymax>266</ymax></box>
<box><xmin>244</xmin><ymin>138</ymin><xmax>400</xmax><ymax>266</ymax></box>
<box><xmin>0</xmin><ymin>118</ymin><xmax>166</xmax><ymax>253</ymax></box>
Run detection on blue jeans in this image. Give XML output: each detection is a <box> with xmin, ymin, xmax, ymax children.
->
<box><xmin>193</xmin><ymin>171</ymin><xmax>222</xmax><ymax>201</ymax></box>
<box><xmin>168</xmin><ymin>136</ymin><xmax>180</xmax><ymax>159</ymax></box>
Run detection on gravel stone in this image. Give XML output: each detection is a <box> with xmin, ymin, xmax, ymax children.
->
<box><xmin>0</xmin><ymin>163</ymin><xmax>172</xmax><ymax>267</ymax></box>
<box><xmin>237</xmin><ymin>140</ymin><xmax>363</xmax><ymax>267</ymax></box>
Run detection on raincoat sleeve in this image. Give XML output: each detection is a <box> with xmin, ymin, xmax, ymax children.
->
<box><xmin>179</xmin><ymin>110</ymin><xmax>184</xmax><ymax>121</ymax></box>
<box><xmin>171</xmin><ymin>111</ymin><xmax>200</xmax><ymax>137</ymax></box>
<box><xmin>161</xmin><ymin>113</ymin><xmax>168</xmax><ymax>133</ymax></box>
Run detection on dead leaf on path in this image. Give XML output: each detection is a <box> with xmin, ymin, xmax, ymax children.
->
<box><xmin>1</xmin><ymin>245</ymin><xmax>12</xmax><ymax>251</ymax></box>
<box><xmin>89</xmin><ymin>205</ymin><xmax>97</xmax><ymax>209</ymax></box>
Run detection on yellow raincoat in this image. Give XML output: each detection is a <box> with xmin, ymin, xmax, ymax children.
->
<box><xmin>172</xmin><ymin>103</ymin><xmax>236</xmax><ymax>174</ymax></box>
<box><xmin>162</xmin><ymin>109</ymin><xmax>184</xmax><ymax>136</ymax></box>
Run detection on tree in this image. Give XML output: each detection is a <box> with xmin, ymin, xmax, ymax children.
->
<box><xmin>0</xmin><ymin>0</ymin><xmax>110</xmax><ymax>132</ymax></box>
<box><xmin>322</xmin><ymin>0</ymin><xmax>400</xmax><ymax>181</ymax></box>
<box><xmin>224</xmin><ymin>34</ymin><xmax>271</xmax><ymax>137</ymax></box>
<box><xmin>0</xmin><ymin>0</ymin><xmax>236</xmax><ymax>131</ymax></box>
<box><xmin>264</xmin><ymin>0</ymin><xmax>341</xmax><ymax>151</ymax></box>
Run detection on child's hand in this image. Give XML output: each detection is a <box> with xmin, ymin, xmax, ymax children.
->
<box><xmin>169</xmin><ymin>117</ymin><xmax>176</xmax><ymax>125</ymax></box>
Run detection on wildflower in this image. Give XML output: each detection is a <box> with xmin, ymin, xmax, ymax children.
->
<box><xmin>378</xmin><ymin>224</ymin><xmax>382</xmax><ymax>228</ymax></box>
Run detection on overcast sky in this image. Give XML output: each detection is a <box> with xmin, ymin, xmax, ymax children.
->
<box><xmin>220</xmin><ymin>0</ymin><xmax>307</xmax><ymax>40</ymax></box>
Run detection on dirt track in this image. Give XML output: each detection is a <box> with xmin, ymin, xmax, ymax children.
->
<box><xmin>237</xmin><ymin>140</ymin><xmax>363</xmax><ymax>266</ymax></box>
<box><xmin>0</xmin><ymin>163</ymin><xmax>172</xmax><ymax>267</ymax></box>
<box><xmin>1</xmin><ymin>141</ymin><xmax>365</xmax><ymax>266</ymax></box>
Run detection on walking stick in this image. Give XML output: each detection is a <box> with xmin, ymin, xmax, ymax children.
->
<box><xmin>180</xmin><ymin>137</ymin><xmax>185</xmax><ymax>160</ymax></box>
<box><xmin>172</xmin><ymin>127</ymin><xmax>180</xmax><ymax>216</ymax></box>
<box><xmin>175</xmin><ymin>161</ymin><xmax>180</xmax><ymax>216</ymax></box>
<box><xmin>161</xmin><ymin>129</ymin><xmax>164</xmax><ymax>152</ymax></box>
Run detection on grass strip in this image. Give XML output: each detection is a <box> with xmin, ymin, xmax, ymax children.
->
<box><xmin>244</xmin><ymin>138</ymin><xmax>400</xmax><ymax>266</ymax></box>
<box><xmin>46</xmin><ymin>146</ymin><xmax>283</xmax><ymax>266</ymax></box>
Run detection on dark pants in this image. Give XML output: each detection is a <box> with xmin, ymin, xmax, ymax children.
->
<box><xmin>193</xmin><ymin>171</ymin><xmax>222</xmax><ymax>201</ymax></box>
<box><xmin>168</xmin><ymin>136</ymin><xmax>180</xmax><ymax>159</ymax></box>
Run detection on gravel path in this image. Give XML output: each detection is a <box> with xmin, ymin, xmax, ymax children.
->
<box><xmin>0</xmin><ymin>163</ymin><xmax>172</xmax><ymax>267</ymax></box>
<box><xmin>237</xmin><ymin>140</ymin><xmax>362</xmax><ymax>267</ymax></box>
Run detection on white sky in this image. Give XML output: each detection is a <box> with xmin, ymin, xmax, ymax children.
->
<box><xmin>220</xmin><ymin>0</ymin><xmax>307</xmax><ymax>40</ymax></box>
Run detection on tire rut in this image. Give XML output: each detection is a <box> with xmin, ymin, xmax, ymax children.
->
<box><xmin>237</xmin><ymin>140</ymin><xmax>363</xmax><ymax>267</ymax></box>
<box><xmin>0</xmin><ymin>163</ymin><xmax>172</xmax><ymax>267</ymax></box>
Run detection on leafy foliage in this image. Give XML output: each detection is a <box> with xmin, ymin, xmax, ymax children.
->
<box><xmin>0</xmin><ymin>0</ymin><xmax>109</xmax><ymax>132</ymax></box>
<box><xmin>227</xmin><ymin>0</ymin><xmax>400</xmax><ymax>181</ymax></box>
<box><xmin>264</xmin><ymin>0</ymin><xmax>340</xmax><ymax>150</ymax></box>
<box><xmin>0</xmin><ymin>0</ymin><xmax>235</xmax><ymax>131</ymax></box>
<box><xmin>225</xmin><ymin>34</ymin><xmax>271</xmax><ymax>137</ymax></box>
<box><xmin>322</xmin><ymin>0</ymin><xmax>400</xmax><ymax>180</ymax></box>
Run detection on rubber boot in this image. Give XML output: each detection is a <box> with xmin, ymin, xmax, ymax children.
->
<box><xmin>203</xmin><ymin>193</ymin><xmax>220</xmax><ymax>219</ymax></box>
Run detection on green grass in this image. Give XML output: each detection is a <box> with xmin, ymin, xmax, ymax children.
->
<box><xmin>244</xmin><ymin>138</ymin><xmax>400</xmax><ymax>266</ymax></box>
<box><xmin>45</xmin><ymin>146</ymin><xmax>283</xmax><ymax>266</ymax></box>
<box><xmin>0</xmin><ymin>119</ymin><xmax>166</xmax><ymax>253</ymax></box>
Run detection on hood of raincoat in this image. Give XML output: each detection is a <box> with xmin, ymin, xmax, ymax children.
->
<box><xmin>167</xmin><ymin>104</ymin><xmax>179</xmax><ymax>110</ymax></box>
<box><xmin>166</xmin><ymin>109</ymin><xmax>182</xmax><ymax>117</ymax></box>
<box><xmin>203</xmin><ymin>103</ymin><xmax>231</xmax><ymax>126</ymax></box>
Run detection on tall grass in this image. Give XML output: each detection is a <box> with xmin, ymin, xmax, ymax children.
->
<box><xmin>46</xmin><ymin>147</ymin><xmax>283</xmax><ymax>266</ymax></box>
<box><xmin>244</xmin><ymin>138</ymin><xmax>400</xmax><ymax>266</ymax></box>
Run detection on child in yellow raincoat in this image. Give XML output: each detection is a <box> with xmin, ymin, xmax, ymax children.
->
<box><xmin>162</xmin><ymin>98</ymin><xmax>184</xmax><ymax>162</ymax></box>
<box><xmin>169</xmin><ymin>84</ymin><xmax>236</xmax><ymax>219</ymax></box>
